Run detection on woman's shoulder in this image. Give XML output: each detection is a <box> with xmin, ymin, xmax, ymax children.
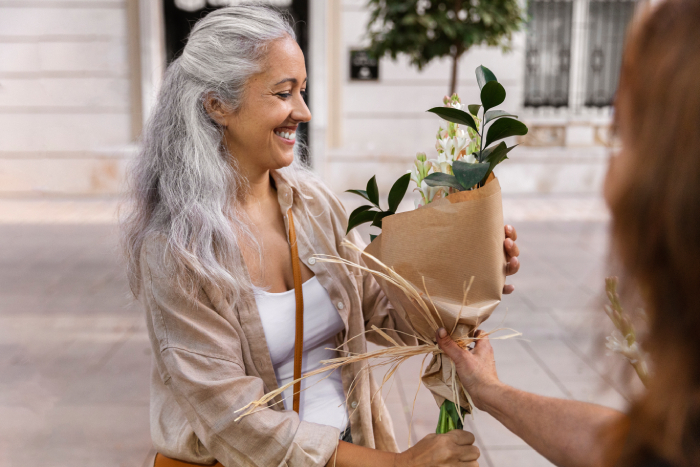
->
<box><xmin>292</xmin><ymin>170</ymin><xmax>348</xmax><ymax>217</ymax></box>
<box><xmin>139</xmin><ymin>231</ymin><xmax>176</xmax><ymax>277</ymax></box>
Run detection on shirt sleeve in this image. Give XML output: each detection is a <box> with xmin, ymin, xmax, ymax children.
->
<box><xmin>141</xmin><ymin>236</ymin><xmax>340</xmax><ymax>467</ymax></box>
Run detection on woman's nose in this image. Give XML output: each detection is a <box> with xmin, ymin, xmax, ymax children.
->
<box><xmin>292</xmin><ymin>95</ymin><xmax>312</xmax><ymax>123</ymax></box>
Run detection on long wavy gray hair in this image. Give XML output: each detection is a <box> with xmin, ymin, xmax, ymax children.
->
<box><xmin>121</xmin><ymin>4</ymin><xmax>305</xmax><ymax>302</ymax></box>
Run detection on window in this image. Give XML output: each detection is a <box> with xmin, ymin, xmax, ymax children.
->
<box><xmin>524</xmin><ymin>0</ymin><xmax>573</xmax><ymax>108</ymax></box>
<box><xmin>524</xmin><ymin>0</ymin><xmax>638</xmax><ymax>110</ymax></box>
<box><xmin>585</xmin><ymin>0</ymin><xmax>637</xmax><ymax>107</ymax></box>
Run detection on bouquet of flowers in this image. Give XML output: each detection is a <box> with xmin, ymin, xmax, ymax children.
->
<box><xmin>341</xmin><ymin>65</ymin><xmax>527</xmax><ymax>432</ymax></box>
<box><xmin>236</xmin><ymin>66</ymin><xmax>527</xmax><ymax>439</ymax></box>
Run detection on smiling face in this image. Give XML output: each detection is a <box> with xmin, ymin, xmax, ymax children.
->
<box><xmin>208</xmin><ymin>36</ymin><xmax>310</xmax><ymax>177</ymax></box>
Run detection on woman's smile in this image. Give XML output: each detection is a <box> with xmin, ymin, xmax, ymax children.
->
<box><xmin>274</xmin><ymin>125</ymin><xmax>297</xmax><ymax>145</ymax></box>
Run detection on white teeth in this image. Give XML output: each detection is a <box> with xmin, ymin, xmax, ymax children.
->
<box><xmin>275</xmin><ymin>130</ymin><xmax>296</xmax><ymax>141</ymax></box>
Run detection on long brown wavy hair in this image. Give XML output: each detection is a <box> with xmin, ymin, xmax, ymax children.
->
<box><xmin>606</xmin><ymin>0</ymin><xmax>700</xmax><ymax>465</ymax></box>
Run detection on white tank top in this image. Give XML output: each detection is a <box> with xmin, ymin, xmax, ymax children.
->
<box><xmin>254</xmin><ymin>276</ymin><xmax>348</xmax><ymax>432</ymax></box>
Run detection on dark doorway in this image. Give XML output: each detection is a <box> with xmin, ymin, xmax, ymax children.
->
<box><xmin>162</xmin><ymin>0</ymin><xmax>311</xmax><ymax>164</ymax></box>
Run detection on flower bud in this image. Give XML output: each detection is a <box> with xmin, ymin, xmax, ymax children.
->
<box><xmin>416</xmin><ymin>152</ymin><xmax>427</xmax><ymax>162</ymax></box>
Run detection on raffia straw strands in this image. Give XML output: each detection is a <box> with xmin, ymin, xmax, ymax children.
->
<box><xmin>233</xmin><ymin>325</ymin><xmax>519</xmax><ymax>422</ymax></box>
<box><xmin>233</xmin><ymin>241</ymin><xmax>522</xmax><ymax>430</ymax></box>
<box><xmin>452</xmin><ymin>277</ymin><xmax>475</xmax><ymax>336</ymax></box>
<box><xmin>421</xmin><ymin>275</ymin><xmax>446</xmax><ymax>330</ymax></box>
<box><xmin>321</xmin><ymin>240</ymin><xmax>439</xmax><ymax>340</ymax></box>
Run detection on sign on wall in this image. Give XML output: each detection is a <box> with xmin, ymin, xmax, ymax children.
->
<box><xmin>350</xmin><ymin>50</ymin><xmax>379</xmax><ymax>81</ymax></box>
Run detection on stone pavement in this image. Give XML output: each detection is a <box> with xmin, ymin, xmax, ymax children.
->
<box><xmin>0</xmin><ymin>197</ymin><xmax>631</xmax><ymax>467</ymax></box>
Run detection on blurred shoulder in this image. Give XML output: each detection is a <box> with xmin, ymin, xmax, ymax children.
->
<box><xmin>285</xmin><ymin>167</ymin><xmax>348</xmax><ymax>216</ymax></box>
<box><xmin>139</xmin><ymin>231</ymin><xmax>176</xmax><ymax>278</ymax></box>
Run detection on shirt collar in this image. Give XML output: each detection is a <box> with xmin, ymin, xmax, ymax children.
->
<box><xmin>270</xmin><ymin>168</ymin><xmax>299</xmax><ymax>213</ymax></box>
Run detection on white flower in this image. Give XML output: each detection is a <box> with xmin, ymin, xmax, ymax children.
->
<box><xmin>429</xmin><ymin>151</ymin><xmax>454</xmax><ymax>174</ymax></box>
<box><xmin>409</xmin><ymin>166</ymin><xmax>420</xmax><ymax>187</ymax></box>
<box><xmin>605</xmin><ymin>331</ymin><xmax>643</xmax><ymax>363</ymax></box>
<box><xmin>415</xmin><ymin>179</ymin><xmax>443</xmax><ymax>206</ymax></box>
<box><xmin>463</xmin><ymin>152</ymin><xmax>478</xmax><ymax>164</ymax></box>
<box><xmin>450</xmin><ymin>101</ymin><xmax>464</xmax><ymax>111</ymax></box>
<box><xmin>454</xmin><ymin>134</ymin><xmax>469</xmax><ymax>155</ymax></box>
<box><xmin>437</xmin><ymin>137</ymin><xmax>454</xmax><ymax>156</ymax></box>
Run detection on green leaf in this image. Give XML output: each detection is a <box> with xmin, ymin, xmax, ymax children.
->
<box><xmin>476</xmin><ymin>65</ymin><xmax>498</xmax><ymax>90</ymax></box>
<box><xmin>345</xmin><ymin>189</ymin><xmax>371</xmax><ymax>204</ymax></box>
<box><xmin>424</xmin><ymin>172</ymin><xmax>465</xmax><ymax>191</ymax></box>
<box><xmin>479</xmin><ymin>142</ymin><xmax>517</xmax><ymax>186</ymax></box>
<box><xmin>484</xmin><ymin>118</ymin><xmax>528</xmax><ymax>148</ymax></box>
<box><xmin>484</xmin><ymin>109</ymin><xmax>517</xmax><ymax>125</ymax></box>
<box><xmin>467</xmin><ymin>104</ymin><xmax>481</xmax><ymax>117</ymax></box>
<box><xmin>480</xmin><ymin>81</ymin><xmax>506</xmax><ymax>113</ymax></box>
<box><xmin>426</xmin><ymin>107</ymin><xmax>478</xmax><ymax>132</ymax></box>
<box><xmin>477</xmin><ymin>145</ymin><xmax>493</xmax><ymax>163</ymax></box>
<box><xmin>366</xmin><ymin>175</ymin><xmax>380</xmax><ymax>207</ymax></box>
<box><xmin>388</xmin><ymin>172</ymin><xmax>411</xmax><ymax>212</ymax></box>
<box><xmin>349</xmin><ymin>204</ymin><xmax>373</xmax><ymax>219</ymax></box>
<box><xmin>452</xmin><ymin>160</ymin><xmax>490</xmax><ymax>190</ymax></box>
<box><xmin>369</xmin><ymin>234</ymin><xmax>378</xmax><ymax>243</ymax></box>
<box><xmin>346</xmin><ymin>208</ymin><xmax>379</xmax><ymax>233</ymax></box>
<box><xmin>371</xmin><ymin>211</ymin><xmax>393</xmax><ymax>228</ymax></box>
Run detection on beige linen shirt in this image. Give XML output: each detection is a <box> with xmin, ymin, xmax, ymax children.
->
<box><xmin>140</xmin><ymin>169</ymin><xmax>417</xmax><ymax>466</ymax></box>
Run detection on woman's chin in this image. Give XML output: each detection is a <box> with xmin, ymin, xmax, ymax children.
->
<box><xmin>278</xmin><ymin>151</ymin><xmax>297</xmax><ymax>168</ymax></box>
<box><xmin>266</xmin><ymin>151</ymin><xmax>296</xmax><ymax>170</ymax></box>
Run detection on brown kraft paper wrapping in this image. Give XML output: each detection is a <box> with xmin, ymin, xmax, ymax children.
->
<box><xmin>363</xmin><ymin>175</ymin><xmax>506</xmax><ymax>410</ymax></box>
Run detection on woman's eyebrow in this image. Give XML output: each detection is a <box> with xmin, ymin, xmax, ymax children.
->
<box><xmin>273</xmin><ymin>77</ymin><xmax>308</xmax><ymax>86</ymax></box>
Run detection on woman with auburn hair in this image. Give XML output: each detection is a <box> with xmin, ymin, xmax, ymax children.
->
<box><xmin>121</xmin><ymin>4</ymin><xmax>521</xmax><ymax>466</ymax></box>
<box><xmin>438</xmin><ymin>0</ymin><xmax>700</xmax><ymax>466</ymax></box>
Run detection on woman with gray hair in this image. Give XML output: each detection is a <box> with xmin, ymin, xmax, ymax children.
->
<box><xmin>122</xmin><ymin>4</ymin><xmax>520</xmax><ymax>466</ymax></box>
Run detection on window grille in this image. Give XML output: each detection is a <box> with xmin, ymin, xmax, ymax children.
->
<box><xmin>524</xmin><ymin>0</ymin><xmax>574</xmax><ymax>108</ymax></box>
<box><xmin>585</xmin><ymin>0</ymin><xmax>637</xmax><ymax>107</ymax></box>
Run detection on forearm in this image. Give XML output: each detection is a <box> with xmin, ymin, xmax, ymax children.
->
<box><xmin>325</xmin><ymin>441</ymin><xmax>397</xmax><ymax>467</ymax></box>
<box><xmin>480</xmin><ymin>383</ymin><xmax>627</xmax><ymax>467</ymax></box>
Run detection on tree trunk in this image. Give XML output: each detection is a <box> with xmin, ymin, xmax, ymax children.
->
<box><xmin>449</xmin><ymin>47</ymin><xmax>464</xmax><ymax>96</ymax></box>
<box><xmin>450</xmin><ymin>53</ymin><xmax>459</xmax><ymax>96</ymax></box>
<box><xmin>449</xmin><ymin>0</ymin><xmax>464</xmax><ymax>96</ymax></box>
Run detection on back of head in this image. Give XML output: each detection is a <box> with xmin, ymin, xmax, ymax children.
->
<box><xmin>609</xmin><ymin>0</ymin><xmax>700</xmax><ymax>464</ymax></box>
<box><xmin>122</xmin><ymin>4</ymin><xmax>295</xmax><ymax>302</ymax></box>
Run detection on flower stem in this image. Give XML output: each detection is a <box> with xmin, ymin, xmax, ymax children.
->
<box><xmin>436</xmin><ymin>400</ymin><xmax>466</xmax><ymax>434</ymax></box>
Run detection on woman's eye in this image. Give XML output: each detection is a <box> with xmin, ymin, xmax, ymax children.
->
<box><xmin>277</xmin><ymin>92</ymin><xmax>292</xmax><ymax>99</ymax></box>
<box><xmin>300</xmin><ymin>90</ymin><xmax>307</xmax><ymax>99</ymax></box>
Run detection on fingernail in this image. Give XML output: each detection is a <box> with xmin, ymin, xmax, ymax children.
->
<box><xmin>506</xmin><ymin>225</ymin><xmax>512</xmax><ymax>233</ymax></box>
<box><xmin>438</xmin><ymin>328</ymin><xmax>447</xmax><ymax>339</ymax></box>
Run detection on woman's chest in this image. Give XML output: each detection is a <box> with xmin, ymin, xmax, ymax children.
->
<box><xmin>240</xmin><ymin>214</ymin><xmax>314</xmax><ymax>293</ymax></box>
<box><xmin>254</xmin><ymin>277</ymin><xmax>345</xmax><ymax>366</ymax></box>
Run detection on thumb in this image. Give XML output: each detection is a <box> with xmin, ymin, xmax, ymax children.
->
<box><xmin>436</xmin><ymin>328</ymin><xmax>472</xmax><ymax>365</ymax></box>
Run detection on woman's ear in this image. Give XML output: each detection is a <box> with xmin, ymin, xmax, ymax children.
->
<box><xmin>203</xmin><ymin>93</ymin><xmax>228</xmax><ymax>127</ymax></box>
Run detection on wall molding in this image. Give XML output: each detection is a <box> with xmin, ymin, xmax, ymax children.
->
<box><xmin>0</xmin><ymin>1</ymin><xmax>123</xmax><ymax>9</ymax></box>
<box><xmin>0</xmin><ymin>71</ymin><xmax>128</xmax><ymax>79</ymax></box>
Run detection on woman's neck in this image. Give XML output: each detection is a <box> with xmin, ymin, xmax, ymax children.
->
<box><xmin>238</xmin><ymin>163</ymin><xmax>279</xmax><ymax>218</ymax></box>
<box><xmin>245</xmin><ymin>168</ymin><xmax>275</xmax><ymax>203</ymax></box>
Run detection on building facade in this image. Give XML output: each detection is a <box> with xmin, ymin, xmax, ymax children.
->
<box><xmin>0</xmin><ymin>0</ymin><xmax>638</xmax><ymax>199</ymax></box>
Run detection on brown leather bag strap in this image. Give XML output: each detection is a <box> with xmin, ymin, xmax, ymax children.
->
<box><xmin>288</xmin><ymin>208</ymin><xmax>304</xmax><ymax>414</ymax></box>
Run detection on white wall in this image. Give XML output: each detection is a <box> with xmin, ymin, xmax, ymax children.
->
<box><xmin>0</xmin><ymin>0</ymin><xmax>138</xmax><ymax>197</ymax></box>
